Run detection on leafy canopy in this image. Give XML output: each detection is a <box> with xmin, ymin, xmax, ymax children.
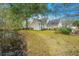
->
<box><xmin>10</xmin><ymin>3</ymin><xmax>48</xmax><ymax>19</ymax></box>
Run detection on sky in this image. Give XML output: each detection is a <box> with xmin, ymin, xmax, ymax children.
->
<box><xmin>47</xmin><ymin>3</ymin><xmax>79</xmax><ymax>20</ymax></box>
<box><xmin>48</xmin><ymin>3</ymin><xmax>79</xmax><ymax>14</ymax></box>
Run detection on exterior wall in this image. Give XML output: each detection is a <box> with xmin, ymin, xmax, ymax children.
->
<box><xmin>33</xmin><ymin>23</ymin><xmax>41</xmax><ymax>30</ymax></box>
<box><xmin>29</xmin><ymin>21</ymin><xmax>41</xmax><ymax>30</ymax></box>
<box><xmin>58</xmin><ymin>22</ymin><xmax>62</xmax><ymax>28</ymax></box>
<box><xmin>28</xmin><ymin>20</ymin><xmax>48</xmax><ymax>30</ymax></box>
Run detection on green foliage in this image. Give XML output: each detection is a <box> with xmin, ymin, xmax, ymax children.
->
<box><xmin>73</xmin><ymin>20</ymin><xmax>79</xmax><ymax>27</ymax></box>
<box><xmin>0</xmin><ymin>4</ymin><xmax>48</xmax><ymax>30</ymax></box>
<box><xmin>10</xmin><ymin>3</ymin><xmax>48</xmax><ymax>29</ymax></box>
<box><xmin>59</xmin><ymin>27</ymin><xmax>72</xmax><ymax>35</ymax></box>
<box><xmin>10</xmin><ymin>3</ymin><xmax>48</xmax><ymax>18</ymax></box>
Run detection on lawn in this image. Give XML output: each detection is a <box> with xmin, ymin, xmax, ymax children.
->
<box><xmin>19</xmin><ymin>30</ymin><xmax>79</xmax><ymax>56</ymax></box>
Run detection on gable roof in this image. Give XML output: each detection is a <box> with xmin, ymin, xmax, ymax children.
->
<box><xmin>48</xmin><ymin>19</ymin><xmax>60</xmax><ymax>26</ymax></box>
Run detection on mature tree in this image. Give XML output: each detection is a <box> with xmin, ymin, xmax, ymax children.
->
<box><xmin>10</xmin><ymin>3</ymin><xmax>48</xmax><ymax>29</ymax></box>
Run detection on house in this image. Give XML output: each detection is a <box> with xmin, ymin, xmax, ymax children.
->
<box><xmin>29</xmin><ymin>18</ymin><xmax>63</xmax><ymax>30</ymax></box>
<box><xmin>28</xmin><ymin>18</ymin><xmax>48</xmax><ymax>30</ymax></box>
<box><xmin>24</xmin><ymin>15</ymin><xmax>78</xmax><ymax>31</ymax></box>
<box><xmin>28</xmin><ymin>14</ymin><xmax>48</xmax><ymax>30</ymax></box>
<box><xmin>28</xmin><ymin>19</ymin><xmax>41</xmax><ymax>30</ymax></box>
<box><xmin>61</xmin><ymin>19</ymin><xmax>79</xmax><ymax>33</ymax></box>
<box><xmin>47</xmin><ymin>19</ymin><xmax>62</xmax><ymax>29</ymax></box>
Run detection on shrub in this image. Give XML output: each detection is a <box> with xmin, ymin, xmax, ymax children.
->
<box><xmin>0</xmin><ymin>31</ymin><xmax>26</xmax><ymax>56</ymax></box>
<box><xmin>59</xmin><ymin>27</ymin><xmax>72</xmax><ymax>35</ymax></box>
<box><xmin>73</xmin><ymin>20</ymin><xmax>79</xmax><ymax>28</ymax></box>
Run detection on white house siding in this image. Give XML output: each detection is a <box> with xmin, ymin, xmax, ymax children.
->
<box><xmin>29</xmin><ymin>21</ymin><xmax>41</xmax><ymax>30</ymax></box>
<box><xmin>58</xmin><ymin>22</ymin><xmax>62</xmax><ymax>28</ymax></box>
<box><xmin>33</xmin><ymin>23</ymin><xmax>41</xmax><ymax>30</ymax></box>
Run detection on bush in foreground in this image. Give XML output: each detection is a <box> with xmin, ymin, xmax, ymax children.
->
<box><xmin>0</xmin><ymin>31</ymin><xmax>26</xmax><ymax>56</ymax></box>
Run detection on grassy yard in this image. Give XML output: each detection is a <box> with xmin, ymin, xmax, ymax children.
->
<box><xmin>19</xmin><ymin>30</ymin><xmax>79</xmax><ymax>56</ymax></box>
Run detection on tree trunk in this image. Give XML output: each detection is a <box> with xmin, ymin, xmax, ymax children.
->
<box><xmin>26</xmin><ymin>18</ymin><xmax>28</xmax><ymax>29</ymax></box>
<box><xmin>41</xmin><ymin>22</ymin><xmax>42</xmax><ymax>30</ymax></box>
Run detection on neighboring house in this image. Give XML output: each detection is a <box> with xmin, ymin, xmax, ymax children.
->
<box><xmin>29</xmin><ymin>19</ymin><xmax>63</xmax><ymax>30</ymax></box>
<box><xmin>61</xmin><ymin>20</ymin><xmax>78</xmax><ymax>33</ymax></box>
<box><xmin>29</xmin><ymin>19</ymin><xmax>41</xmax><ymax>30</ymax></box>
<box><xmin>47</xmin><ymin>19</ymin><xmax>62</xmax><ymax>29</ymax></box>
<box><xmin>23</xmin><ymin>17</ymin><xmax>78</xmax><ymax>32</ymax></box>
<box><xmin>60</xmin><ymin>19</ymin><xmax>79</xmax><ymax>33</ymax></box>
<box><xmin>62</xmin><ymin>20</ymin><xmax>73</xmax><ymax>27</ymax></box>
<box><xmin>57</xmin><ymin>20</ymin><xmax>63</xmax><ymax>28</ymax></box>
<box><xmin>28</xmin><ymin>18</ymin><xmax>48</xmax><ymax>30</ymax></box>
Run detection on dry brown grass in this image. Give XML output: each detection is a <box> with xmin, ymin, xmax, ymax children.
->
<box><xmin>19</xmin><ymin>30</ymin><xmax>79</xmax><ymax>56</ymax></box>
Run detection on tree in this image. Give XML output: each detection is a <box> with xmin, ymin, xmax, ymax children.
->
<box><xmin>0</xmin><ymin>4</ymin><xmax>26</xmax><ymax>55</ymax></box>
<box><xmin>0</xmin><ymin>4</ymin><xmax>12</xmax><ymax>31</ymax></box>
<box><xmin>10</xmin><ymin>3</ymin><xmax>48</xmax><ymax>29</ymax></box>
<box><xmin>73</xmin><ymin>20</ymin><xmax>79</xmax><ymax>28</ymax></box>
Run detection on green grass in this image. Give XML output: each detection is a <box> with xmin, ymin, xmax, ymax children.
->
<box><xmin>19</xmin><ymin>30</ymin><xmax>79</xmax><ymax>56</ymax></box>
